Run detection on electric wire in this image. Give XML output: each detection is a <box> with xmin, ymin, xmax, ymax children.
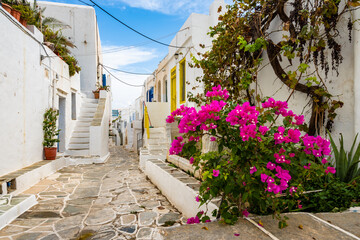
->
<box><xmin>75</xmin><ymin>28</ymin><xmax>189</xmax><ymax>57</ymax></box>
<box><xmin>88</xmin><ymin>0</ymin><xmax>186</xmax><ymax>49</ymax></box>
<box><xmin>78</xmin><ymin>0</ymin><xmax>94</xmax><ymax>7</ymax></box>
<box><xmin>101</xmin><ymin>64</ymin><xmax>145</xmax><ymax>87</ymax></box>
<box><xmin>102</xmin><ymin>65</ymin><xmax>152</xmax><ymax>75</ymax></box>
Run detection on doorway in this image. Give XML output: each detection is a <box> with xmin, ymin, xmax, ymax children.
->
<box><xmin>58</xmin><ymin>97</ymin><xmax>66</xmax><ymax>152</ymax></box>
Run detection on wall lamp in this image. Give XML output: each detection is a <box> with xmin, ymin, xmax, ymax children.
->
<box><xmin>174</xmin><ymin>53</ymin><xmax>179</xmax><ymax>60</ymax></box>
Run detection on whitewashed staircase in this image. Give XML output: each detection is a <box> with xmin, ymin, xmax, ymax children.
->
<box><xmin>140</xmin><ymin>127</ymin><xmax>168</xmax><ymax>169</ymax></box>
<box><xmin>66</xmin><ymin>96</ymin><xmax>98</xmax><ymax>156</ymax></box>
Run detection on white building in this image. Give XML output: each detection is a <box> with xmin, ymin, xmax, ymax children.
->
<box><xmin>0</xmin><ymin>2</ymin><xmax>110</xmax><ymax>179</ymax></box>
<box><xmin>154</xmin><ymin>0</ymin><xmax>226</xmax><ymax>112</ymax></box>
<box><xmin>38</xmin><ymin>1</ymin><xmax>103</xmax><ymax>96</ymax></box>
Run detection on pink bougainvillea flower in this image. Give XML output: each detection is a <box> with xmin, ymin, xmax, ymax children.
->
<box><xmin>250</xmin><ymin>166</ymin><xmax>257</xmax><ymax>174</ymax></box>
<box><xmin>267</xmin><ymin>182</ymin><xmax>280</xmax><ymax>194</ymax></box>
<box><xmin>303</xmin><ymin>163</ymin><xmax>311</xmax><ymax>170</ymax></box>
<box><xmin>195</xmin><ymin>195</ymin><xmax>200</xmax><ymax>202</ymax></box>
<box><xmin>289</xmin><ymin>186</ymin><xmax>297</xmax><ymax>195</ymax></box>
<box><xmin>169</xmin><ymin>136</ymin><xmax>185</xmax><ymax>155</ymax></box>
<box><xmin>294</xmin><ymin>115</ymin><xmax>305</xmax><ymax>125</ymax></box>
<box><xmin>189</xmin><ymin>136</ymin><xmax>200</xmax><ymax>142</ymax></box>
<box><xmin>213</xmin><ymin>169</ymin><xmax>220</xmax><ymax>177</ymax></box>
<box><xmin>166</xmin><ymin>115</ymin><xmax>175</xmax><ymax>123</ymax></box>
<box><xmin>260</xmin><ymin>174</ymin><xmax>269</xmax><ymax>183</ymax></box>
<box><xmin>275</xmin><ymin>166</ymin><xmax>291</xmax><ymax>181</ymax></box>
<box><xmin>242</xmin><ymin>182</ymin><xmax>246</xmax><ymax>186</ymax></box>
<box><xmin>266</xmin><ymin>162</ymin><xmax>276</xmax><ymax>171</ymax></box>
<box><xmin>322</xmin><ymin>158</ymin><xmax>328</xmax><ymax>164</ymax></box>
<box><xmin>287</xmin><ymin>129</ymin><xmax>301</xmax><ymax>143</ymax></box>
<box><xmin>259</xmin><ymin>126</ymin><xmax>269</xmax><ymax>135</ymax></box>
<box><xmin>325</xmin><ymin>166</ymin><xmax>336</xmax><ymax>174</ymax></box>
<box><xmin>210</xmin><ymin>137</ymin><xmax>217</xmax><ymax>141</ymax></box>
<box><xmin>298</xmin><ymin>205</ymin><xmax>303</xmax><ymax>209</ymax></box>
<box><xmin>242</xmin><ymin>209</ymin><xmax>250</xmax><ymax>217</ymax></box>
<box><xmin>186</xmin><ymin>216</ymin><xmax>200</xmax><ymax>224</ymax></box>
<box><xmin>266</xmin><ymin>176</ymin><xmax>275</xmax><ymax>184</ymax></box>
<box><xmin>289</xmin><ymin>153</ymin><xmax>295</xmax><ymax>158</ymax></box>
<box><xmin>189</xmin><ymin>157</ymin><xmax>194</xmax><ymax>164</ymax></box>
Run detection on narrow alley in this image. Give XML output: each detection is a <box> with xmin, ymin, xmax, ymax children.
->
<box><xmin>0</xmin><ymin>146</ymin><xmax>183</xmax><ymax>240</ymax></box>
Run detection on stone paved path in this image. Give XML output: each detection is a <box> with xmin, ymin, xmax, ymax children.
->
<box><xmin>0</xmin><ymin>146</ymin><xmax>183</xmax><ymax>240</ymax></box>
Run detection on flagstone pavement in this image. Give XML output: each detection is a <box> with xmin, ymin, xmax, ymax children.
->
<box><xmin>0</xmin><ymin>146</ymin><xmax>184</xmax><ymax>240</ymax></box>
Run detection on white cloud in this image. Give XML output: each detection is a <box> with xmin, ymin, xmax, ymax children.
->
<box><xmin>101</xmin><ymin>45</ymin><xmax>155</xmax><ymax>109</ymax></box>
<box><xmin>102</xmin><ymin>45</ymin><xmax>157</xmax><ymax>67</ymax></box>
<box><xmin>103</xmin><ymin>0</ymin><xmax>223</xmax><ymax>15</ymax></box>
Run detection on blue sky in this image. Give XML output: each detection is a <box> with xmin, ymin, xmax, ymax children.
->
<box><xmin>41</xmin><ymin>0</ymin><xmax>231</xmax><ymax>108</ymax></box>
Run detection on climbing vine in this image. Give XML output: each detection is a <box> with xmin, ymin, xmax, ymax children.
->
<box><xmin>191</xmin><ymin>0</ymin><xmax>360</xmax><ymax>135</ymax></box>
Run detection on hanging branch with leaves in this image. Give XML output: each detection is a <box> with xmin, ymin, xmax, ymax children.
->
<box><xmin>192</xmin><ymin>0</ymin><xmax>359</xmax><ymax>135</ymax></box>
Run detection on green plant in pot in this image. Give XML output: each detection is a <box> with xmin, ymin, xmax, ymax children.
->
<box><xmin>93</xmin><ymin>84</ymin><xmax>110</xmax><ymax>99</ymax></box>
<box><xmin>43</xmin><ymin>108</ymin><xmax>60</xmax><ymax>160</ymax></box>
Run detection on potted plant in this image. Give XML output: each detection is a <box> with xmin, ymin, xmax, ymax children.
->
<box><xmin>12</xmin><ymin>4</ymin><xmax>32</xmax><ymax>27</ymax></box>
<box><xmin>93</xmin><ymin>84</ymin><xmax>109</xmax><ymax>99</ymax></box>
<box><xmin>11</xmin><ymin>7</ymin><xmax>20</xmax><ymax>21</ymax></box>
<box><xmin>1</xmin><ymin>1</ymin><xmax>12</xmax><ymax>14</ymax></box>
<box><xmin>43</xmin><ymin>108</ymin><xmax>60</xmax><ymax>160</ymax></box>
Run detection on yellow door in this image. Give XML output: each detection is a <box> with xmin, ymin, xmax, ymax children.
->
<box><xmin>171</xmin><ymin>66</ymin><xmax>177</xmax><ymax>112</ymax></box>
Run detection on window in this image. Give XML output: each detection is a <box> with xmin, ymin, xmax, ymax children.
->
<box><xmin>179</xmin><ymin>58</ymin><xmax>186</xmax><ymax>104</ymax></box>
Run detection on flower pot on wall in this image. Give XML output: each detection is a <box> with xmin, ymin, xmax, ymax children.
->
<box><xmin>1</xmin><ymin>3</ymin><xmax>12</xmax><ymax>14</ymax></box>
<box><xmin>20</xmin><ymin>18</ymin><xmax>27</xmax><ymax>27</ymax></box>
<box><xmin>11</xmin><ymin>8</ymin><xmax>21</xmax><ymax>21</ymax></box>
<box><xmin>93</xmin><ymin>91</ymin><xmax>99</xmax><ymax>99</ymax></box>
<box><xmin>44</xmin><ymin>147</ymin><xmax>57</xmax><ymax>160</ymax></box>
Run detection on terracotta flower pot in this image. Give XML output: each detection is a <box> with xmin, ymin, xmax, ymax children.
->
<box><xmin>1</xmin><ymin>3</ymin><xmax>12</xmax><ymax>14</ymax></box>
<box><xmin>44</xmin><ymin>147</ymin><xmax>57</xmax><ymax>160</ymax></box>
<box><xmin>11</xmin><ymin>8</ymin><xmax>21</xmax><ymax>21</ymax></box>
<box><xmin>93</xmin><ymin>91</ymin><xmax>99</xmax><ymax>99</ymax></box>
<box><xmin>20</xmin><ymin>18</ymin><xmax>27</xmax><ymax>27</ymax></box>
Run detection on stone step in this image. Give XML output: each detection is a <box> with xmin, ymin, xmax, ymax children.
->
<box><xmin>77</xmin><ymin>119</ymin><xmax>93</xmax><ymax>123</ymax></box>
<box><xmin>82</xmin><ymin>102</ymin><xmax>98</xmax><ymax>108</ymax></box>
<box><xmin>148</xmin><ymin>138</ymin><xmax>167</xmax><ymax>145</ymax></box>
<box><xmin>148</xmin><ymin>133</ymin><xmax>165</xmax><ymax>139</ymax></box>
<box><xmin>74</xmin><ymin>127</ymin><xmax>90</xmax><ymax>132</ymax></box>
<box><xmin>78</xmin><ymin>117</ymin><xmax>93</xmax><ymax>121</ymax></box>
<box><xmin>68</xmin><ymin>143</ymin><xmax>89</xmax><ymax>150</ymax></box>
<box><xmin>76</xmin><ymin>121</ymin><xmax>91</xmax><ymax>127</ymax></box>
<box><xmin>82</xmin><ymin>98</ymin><xmax>98</xmax><ymax>104</ymax></box>
<box><xmin>80</xmin><ymin>109</ymin><xmax>97</xmax><ymax>114</ymax></box>
<box><xmin>70</xmin><ymin>137</ymin><xmax>89</xmax><ymax>143</ymax></box>
<box><xmin>72</xmin><ymin>132</ymin><xmax>90</xmax><ymax>138</ymax></box>
<box><xmin>80</xmin><ymin>112</ymin><xmax>95</xmax><ymax>117</ymax></box>
<box><xmin>65</xmin><ymin>149</ymin><xmax>90</xmax><ymax>156</ymax></box>
<box><xmin>149</xmin><ymin>128</ymin><xmax>165</xmax><ymax>134</ymax></box>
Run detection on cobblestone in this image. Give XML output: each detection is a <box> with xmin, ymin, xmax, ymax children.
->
<box><xmin>0</xmin><ymin>146</ymin><xmax>183</xmax><ymax>239</ymax></box>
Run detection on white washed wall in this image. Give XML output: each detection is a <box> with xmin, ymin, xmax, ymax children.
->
<box><xmin>256</xmin><ymin>11</ymin><xmax>358</xmax><ymax>147</ymax></box>
<box><xmin>38</xmin><ymin>1</ymin><xmax>102</xmax><ymax>95</ymax></box>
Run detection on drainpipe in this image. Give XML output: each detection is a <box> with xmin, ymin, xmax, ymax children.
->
<box><xmin>354</xmin><ymin>9</ymin><xmax>360</xmax><ymax>134</ymax></box>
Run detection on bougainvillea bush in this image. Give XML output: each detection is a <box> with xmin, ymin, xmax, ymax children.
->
<box><xmin>167</xmin><ymin>85</ymin><xmax>336</xmax><ymax>228</ymax></box>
